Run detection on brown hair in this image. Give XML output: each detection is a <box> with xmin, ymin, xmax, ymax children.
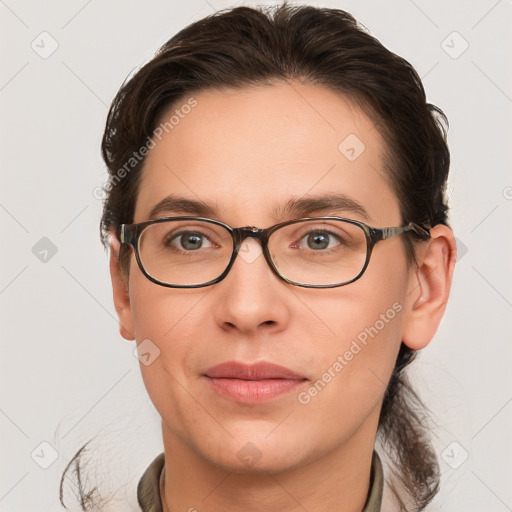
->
<box><xmin>61</xmin><ymin>3</ymin><xmax>449</xmax><ymax>510</ymax></box>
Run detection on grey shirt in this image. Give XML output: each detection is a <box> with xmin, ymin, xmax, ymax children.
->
<box><xmin>137</xmin><ymin>451</ymin><xmax>383</xmax><ymax>511</ymax></box>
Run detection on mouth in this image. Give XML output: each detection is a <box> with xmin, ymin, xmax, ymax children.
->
<box><xmin>203</xmin><ymin>361</ymin><xmax>308</xmax><ymax>403</ymax></box>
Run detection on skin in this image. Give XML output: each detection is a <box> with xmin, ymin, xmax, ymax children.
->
<box><xmin>110</xmin><ymin>81</ymin><xmax>456</xmax><ymax>512</ymax></box>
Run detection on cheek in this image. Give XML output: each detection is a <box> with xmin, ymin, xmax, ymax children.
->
<box><xmin>296</xmin><ymin>249</ymin><xmax>409</xmax><ymax>416</ymax></box>
<box><xmin>291</xmin><ymin>298</ymin><xmax>404</xmax><ymax>458</ymax></box>
<box><xmin>128</xmin><ymin>266</ymin><xmax>208</xmax><ymax>343</ymax></box>
<box><xmin>299</xmin><ymin>291</ymin><xmax>405</xmax><ymax>397</ymax></box>
<box><xmin>127</xmin><ymin>275</ymin><xmax>211</xmax><ymax>408</ymax></box>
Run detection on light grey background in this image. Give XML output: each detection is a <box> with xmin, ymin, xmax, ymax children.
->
<box><xmin>1</xmin><ymin>1</ymin><xmax>511</xmax><ymax>510</ymax></box>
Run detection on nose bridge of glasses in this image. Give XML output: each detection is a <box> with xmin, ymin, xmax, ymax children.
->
<box><xmin>233</xmin><ymin>226</ymin><xmax>266</xmax><ymax>245</ymax></box>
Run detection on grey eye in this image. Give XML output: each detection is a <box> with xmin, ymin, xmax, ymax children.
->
<box><xmin>179</xmin><ymin>233</ymin><xmax>203</xmax><ymax>250</ymax></box>
<box><xmin>306</xmin><ymin>232</ymin><xmax>330</xmax><ymax>250</ymax></box>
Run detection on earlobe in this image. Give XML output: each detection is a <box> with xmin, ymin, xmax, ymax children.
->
<box><xmin>402</xmin><ymin>224</ymin><xmax>457</xmax><ymax>350</ymax></box>
<box><xmin>109</xmin><ymin>232</ymin><xmax>135</xmax><ymax>341</ymax></box>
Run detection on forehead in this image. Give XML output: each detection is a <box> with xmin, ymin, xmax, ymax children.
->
<box><xmin>134</xmin><ymin>81</ymin><xmax>401</xmax><ymax>225</ymax></box>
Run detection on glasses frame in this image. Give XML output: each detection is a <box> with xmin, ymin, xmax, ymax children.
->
<box><xmin>119</xmin><ymin>216</ymin><xmax>431</xmax><ymax>289</ymax></box>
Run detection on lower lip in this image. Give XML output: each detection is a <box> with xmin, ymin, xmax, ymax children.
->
<box><xmin>205</xmin><ymin>377</ymin><xmax>306</xmax><ymax>403</ymax></box>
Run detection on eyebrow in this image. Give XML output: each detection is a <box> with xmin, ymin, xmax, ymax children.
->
<box><xmin>148</xmin><ymin>195</ymin><xmax>216</xmax><ymax>219</ymax></box>
<box><xmin>274</xmin><ymin>193</ymin><xmax>370</xmax><ymax>221</ymax></box>
<box><xmin>146</xmin><ymin>193</ymin><xmax>370</xmax><ymax>222</ymax></box>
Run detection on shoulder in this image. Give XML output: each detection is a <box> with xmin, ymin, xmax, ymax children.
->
<box><xmin>137</xmin><ymin>452</ymin><xmax>165</xmax><ymax>512</ymax></box>
<box><xmin>363</xmin><ymin>450</ymin><xmax>384</xmax><ymax>512</ymax></box>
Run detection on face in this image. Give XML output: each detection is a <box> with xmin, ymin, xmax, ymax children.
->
<box><xmin>117</xmin><ymin>81</ymin><xmax>415</xmax><ymax>473</ymax></box>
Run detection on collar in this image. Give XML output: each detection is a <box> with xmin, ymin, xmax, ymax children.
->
<box><xmin>137</xmin><ymin>450</ymin><xmax>383</xmax><ymax>512</ymax></box>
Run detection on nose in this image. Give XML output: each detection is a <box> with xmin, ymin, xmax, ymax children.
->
<box><xmin>211</xmin><ymin>237</ymin><xmax>291</xmax><ymax>336</ymax></box>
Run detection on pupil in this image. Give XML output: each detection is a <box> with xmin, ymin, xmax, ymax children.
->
<box><xmin>182</xmin><ymin>233</ymin><xmax>202</xmax><ymax>250</ymax></box>
<box><xmin>308</xmin><ymin>232</ymin><xmax>329</xmax><ymax>250</ymax></box>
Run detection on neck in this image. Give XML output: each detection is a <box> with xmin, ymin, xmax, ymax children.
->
<box><xmin>160</xmin><ymin>419</ymin><xmax>379</xmax><ymax>512</ymax></box>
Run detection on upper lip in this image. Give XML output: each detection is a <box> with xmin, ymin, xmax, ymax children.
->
<box><xmin>204</xmin><ymin>361</ymin><xmax>307</xmax><ymax>380</ymax></box>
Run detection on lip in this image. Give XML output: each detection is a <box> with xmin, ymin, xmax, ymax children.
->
<box><xmin>203</xmin><ymin>361</ymin><xmax>308</xmax><ymax>403</ymax></box>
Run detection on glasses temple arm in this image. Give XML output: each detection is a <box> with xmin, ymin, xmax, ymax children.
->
<box><xmin>375</xmin><ymin>222</ymin><xmax>431</xmax><ymax>241</ymax></box>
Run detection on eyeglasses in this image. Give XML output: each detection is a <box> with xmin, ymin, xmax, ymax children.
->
<box><xmin>119</xmin><ymin>216</ymin><xmax>430</xmax><ymax>289</ymax></box>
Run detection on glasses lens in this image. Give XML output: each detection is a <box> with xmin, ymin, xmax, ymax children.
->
<box><xmin>138</xmin><ymin>219</ymin><xmax>233</xmax><ymax>286</ymax></box>
<box><xmin>268</xmin><ymin>219</ymin><xmax>368</xmax><ymax>286</ymax></box>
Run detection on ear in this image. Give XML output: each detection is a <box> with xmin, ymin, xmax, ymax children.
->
<box><xmin>109</xmin><ymin>231</ymin><xmax>135</xmax><ymax>341</ymax></box>
<box><xmin>402</xmin><ymin>224</ymin><xmax>457</xmax><ymax>350</ymax></box>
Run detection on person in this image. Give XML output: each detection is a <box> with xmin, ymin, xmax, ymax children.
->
<box><xmin>60</xmin><ymin>3</ymin><xmax>457</xmax><ymax>511</ymax></box>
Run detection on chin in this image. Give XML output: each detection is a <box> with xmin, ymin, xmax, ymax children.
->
<box><xmin>196</xmin><ymin>429</ymin><xmax>314</xmax><ymax>475</ymax></box>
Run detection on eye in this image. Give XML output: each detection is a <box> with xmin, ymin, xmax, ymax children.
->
<box><xmin>168</xmin><ymin>231</ymin><xmax>214</xmax><ymax>251</ymax></box>
<box><xmin>300</xmin><ymin>230</ymin><xmax>343</xmax><ymax>251</ymax></box>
